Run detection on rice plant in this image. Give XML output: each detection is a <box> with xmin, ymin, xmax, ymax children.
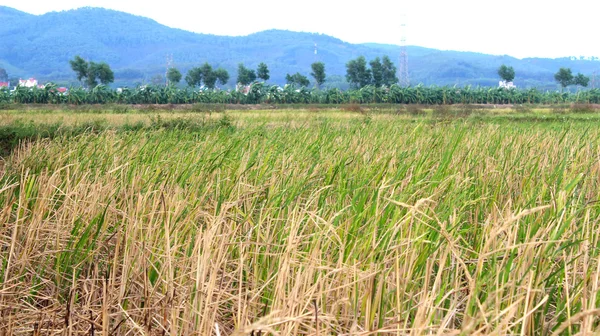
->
<box><xmin>1</xmin><ymin>112</ymin><xmax>600</xmax><ymax>334</ymax></box>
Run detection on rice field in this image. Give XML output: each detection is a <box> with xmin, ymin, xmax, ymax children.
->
<box><xmin>2</xmin><ymin>108</ymin><xmax>600</xmax><ymax>335</ymax></box>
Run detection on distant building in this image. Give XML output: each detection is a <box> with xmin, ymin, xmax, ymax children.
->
<box><xmin>18</xmin><ymin>78</ymin><xmax>45</xmax><ymax>89</ymax></box>
<box><xmin>57</xmin><ymin>87</ymin><xmax>68</xmax><ymax>94</ymax></box>
<box><xmin>19</xmin><ymin>78</ymin><xmax>38</xmax><ymax>87</ymax></box>
<box><xmin>237</xmin><ymin>83</ymin><xmax>251</xmax><ymax>95</ymax></box>
<box><xmin>499</xmin><ymin>80</ymin><xmax>516</xmax><ymax>89</ymax></box>
<box><xmin>0</xmin><ymin>82</ymin><xmax>9</xmax><ymax>88</ymax></box>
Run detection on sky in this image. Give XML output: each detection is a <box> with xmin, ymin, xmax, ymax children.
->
<box><xmin>3</xmin><ymin>0</ymin><xmax>598</xmax><ymax>59</ymax></box>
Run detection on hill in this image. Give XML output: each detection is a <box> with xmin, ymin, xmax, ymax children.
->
<box><xmin>2</xmin><ymin>6</ymin><xmax>600</xmax><ymax>89</ymax></box>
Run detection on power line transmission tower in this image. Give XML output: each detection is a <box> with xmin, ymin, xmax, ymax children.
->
<box><xmin>165</xmin><ymin>54</ymin><xmax>174</xmax><ymax>86</ymax></box>
<box><xmin>398</xmin><ymin>15</ymin><xmax>410</xmax><ymax>87</ymax></box>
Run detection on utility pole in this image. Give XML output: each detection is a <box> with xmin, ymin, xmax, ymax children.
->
<box><xmin>398</xmin><ymin>14</ymin><xmax>410</xmax><ymax>87</ymax></box>
<box><xmin>165</xmin><ymin>54</ymin><xmax>173</xmax><ymax>86</ymax></box>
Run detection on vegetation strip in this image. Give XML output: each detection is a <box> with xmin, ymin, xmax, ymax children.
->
<box><xmin>4</xmin><ymin>84</ymin><xmax>600</xmax><ymax>105</ymax></box>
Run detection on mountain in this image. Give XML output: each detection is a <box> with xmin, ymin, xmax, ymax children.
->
<box><xmin>2</xmin><ymin>6</ymin><xmax>600</xmax><ymax>89</ymax></box>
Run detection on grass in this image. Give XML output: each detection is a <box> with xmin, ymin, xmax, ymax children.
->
<box><xmin>1</xmin><ymin>107</ymin><xmax>600</xmax><ymax>334</ymax></box>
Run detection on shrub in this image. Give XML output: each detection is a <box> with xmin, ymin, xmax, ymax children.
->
<box><xmin>218</xmin><ymin>113</ymin><xmax>234</xmax><ymax>129</ymax></box>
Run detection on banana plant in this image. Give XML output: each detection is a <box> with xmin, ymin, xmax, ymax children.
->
<box><xmin>0</xmin><ymin>87</ymin><xmax>10</xmax><ymax>103</ymax></box>
<box><xmin>5</xmin><ymin>81</ymin><xmax>600</xmax><ymax>106</ymax></box>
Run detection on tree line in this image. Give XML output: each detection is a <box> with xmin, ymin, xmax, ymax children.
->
<box><xmin>89</xmin><ymin>56</ymin><xmax>593</xmax><ymax>92</ymax></box>
<box><xmin>498</xmin><ymin>65</ymin><xmax>590</xmax><ymax>90</ymax></box>
<box><xmin>0</xmin><ymin>56</ymin><xmax>595</xmax><ymax>96</ymax></box>
<box><xmin>62</xmin><ymin>56</ymin><xmax>329</xmax><ymax>91</ymax></box>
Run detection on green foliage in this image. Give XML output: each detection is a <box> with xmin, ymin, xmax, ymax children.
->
<box><xmin>574</xmin><ymin>73</ymin><xmax>590</xmax><ymax>87</ymax></box>
<box><xmin>257</xmin><ymin>62</ymin><xmax>270</xmax><ymax>82</ymax></box>
<box><xmin>498</xmin><ymin>65</ymin><xmax>515</xmax><ymax>82</ymax></box>
<box><xmin>0</xmin><ymin>87</ymin><xmax>10</xmax><ymax>105</ymax></box>
<box><xmin>237</xmin><ymin>63</ymin><xmax>256</xmax><ymax>86</ymax></box>
<box><xmin>214</xmin><ymin>68</ymin><xmax>229</xmax><ymax>86</ymax></box>
<box><xmin>90</xmin><ymin>62</ymin><xmax>114</xmax><ymax>85</ymax></box>
<box><xmin>201</xmin><ymin>63</ymin><xmax>217</xmax><ymax>89</ymax></box>
<box><xmin>185</xmin><ymin>67</ymin><xmax>203</xmax><ymax>87</ymax></box>
<box><xmin>555</xmin><ymin>68</ymin><xmax>574</xmax><ymax>88</ymax></box>
<box><xmin>218</xmin><ymin>113</ymin><xmax>234</xmax><ymax>129</ymax></box>
<box><xmin>69</xmin><ymin>56</ymin><xmax>89</xmax><ymax>83</ymax></box>
<box><xmin>69</xmin><ymin>56</ymin><xmax>114</xmax><ymax>88</ymax></box>
<box><xmin>167</xmin><ymin>67</ymin><xmax>182</xmax><ymax>85</ymax></box>
<box><xmin>381</xmin><ymin>56</ymin><xmax>398</xmax><ymax>86</ymax></box>
<box><xmin>370</xmin><ymin>57</ymin><xmax>398</xmax><ymax>87</ymax></box>
<box><xmin>310</xmin><ymin>62</ymin><xmax>326</xmax><ymax>89</ymax></box>
<box><xmin>346</xmin><ymin>56</ymin><xmax>372</xmax><ymax>89</ymax></box>
<box><xmin>285</xmin><ymin>73</ymin><xmax>310</xmax><ymax>87</ymax></box>
<box><xmin>4</xmin><ymin>81</ymin><xmax>600</xmax><ymax>105</ymax></box>
<box><xmin>370</xmin><ymin>57</ymin><xmax>384</xmax><ymax>87</ymax></box>
<box><xmin>554</xmin><ymin>68</ymin><xmax>590</xmax><ymax>90</ymax></box>
<box><xmin>186</xmin><ymin>64</ymin><xmax>228</xmax><ymax>89</ymax></box>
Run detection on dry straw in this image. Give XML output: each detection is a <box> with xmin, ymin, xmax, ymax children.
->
<box><xmin>1</xmin><ymin>113</ymin><xmax>600</xmax><ymax>334</ymax></box>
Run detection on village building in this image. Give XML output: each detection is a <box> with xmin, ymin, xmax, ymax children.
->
<box><xmin>499</xmin><ymin>80</ymin><xmax>516</xmax><ymax>89</ymax></box>
<box><xmin>18</xmin><ymin>78</ymin><xmax>45</xmax><ymax>89</ymax></box>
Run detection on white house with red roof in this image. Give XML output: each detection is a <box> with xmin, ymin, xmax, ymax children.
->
<box><xmin>18</xmin><ymin>78</ymin><xmax>45</xmax><ymax>89</ymax></box>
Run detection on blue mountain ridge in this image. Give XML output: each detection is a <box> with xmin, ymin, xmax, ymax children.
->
<box><xmin>1</xmin><ymin>6</ymin><xmax>599</xmax><ymax>89</ymax></box>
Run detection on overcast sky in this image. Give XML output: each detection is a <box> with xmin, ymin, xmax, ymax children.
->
<box><xmin>3</xmin><ymin>0</ymin><xmax>598</xmax><ymax>59</ymax></box>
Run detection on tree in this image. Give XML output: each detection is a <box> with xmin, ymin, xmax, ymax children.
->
<box><xmin>85</xmin><ymin>66</ymin><xmax>99</xmax><ymax>88</ymax></box>
<box><xmin>90</xmin><ymin>62</ymin><xmax>114</xmax><ymax>86</ymax></box>
<box><xmin>286</xmin><ymin>73</ymin><xmax>310</xmax><ymax>87</ymax></box>
<box><xmin>167</xmin><ymin>68</ymin><xmax>182</xmax><ymax>85</ymax></box>
<box><xmin>554</xmin><ymin>68</ymin><xmax>574</xmax><ymax>89</ymax></box>
<box><xmin>369</xmin><ymin>56</ymin><xmax>397</xmax><ymax>87</ymax></box>
<box><xmin>310</xmin><ymin>62</ymin><xmax>326</xmax><ymax>89</ymax></box>
<box><xmin>186</xmin><ymin>64</ymin><xmax>229</xmax><ymax>89</ymax></box>
<box><xmin>185</xmin><ymin>62</ymin><xmax>229</xmax><ymax>89</ymax></box>
<box><xmin>237</xmin><ymin>64</ymin><xmax>257</xmax><ymax>86</ymax></box>
<box><xmin>381</xmin><ymin>56</ymin><xmax>398</xmax><ymax>86</ymax></box>
<box><xmin>70</xmin><ymin>56</ymin><xmax>89</xmax><ymax>83</ymax></box>
<box><xmin>370</xmin><ymin>57</ymin><xmax>384</xmax><ymax>87</ymax></box>
<box><xmin>0</xmin><ymin>68</ymin><xmax>7</xmax><ymax>82</ymax></box>
<box><xmin>186</xmin><ymin>67</ymin><xmax>203</xmax><ymax>87</ymax></box>
<box><xmin>69</xmin><ymin>56</ymin><xmax>114</xmax><ymax>88</ymax></box>
<box><xmin>574</xmin><ymin>73</ymin><xmax>590</xmax><ymax>87</ymax></box>
<box><xmin>214</xmin><ymin>68</ymin><xmax>230</xmax><ymax>87</ymax></box>
<box><xmin>346</xmin><ymin>56</ymin><xmax>372</xmax><ymax>89</ymax></box>
<box><xmin>200</xmin><ymin>63</ymin><xmax>218</xmax><ymax>89</ymax></box>
<box><xmin>498</xmin><ymin>65</ymin><xmax>515</xmax><ymax>83</ymax></box>
<box><xmin>257</xmin><ymin>62</ymin><xmax>270</xmax><ymax>82</ymax></box>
